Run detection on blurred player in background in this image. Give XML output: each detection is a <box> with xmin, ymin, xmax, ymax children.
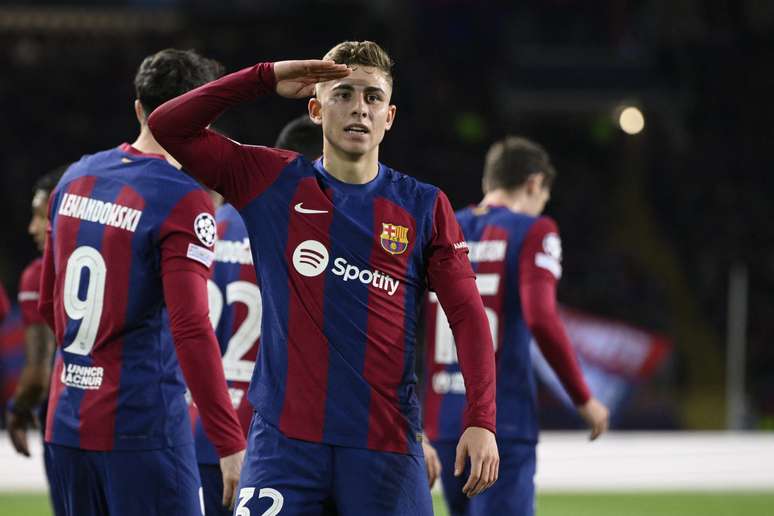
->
<box><xmin>0</xmin><ymin>285</ymin><xmax>8</xmax><ymax>324</ymax></box>
<box><xmin>194</xmin><ymin>116</ymin><xmax>322</xmax><ymax>516</ymax></box>
<box><xmin>6</xmin><ymin>165</ymin><xmax>66</xmax><ymax>515</ymax></box>
<box><xmin>424</xmin><ymin>136</ymin><xmax>609</xmax><ymax>516</ymax></box>
<box><xmin>38</xmin><ymin>49</ymin><xmax>246</xmax><ymax>515</ymax></box>
<box><xmin>149</xmin><ymin>40</ymin><xmax>499</xmax><ymax>515</ymax></box>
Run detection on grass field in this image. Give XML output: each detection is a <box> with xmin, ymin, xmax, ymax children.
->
<box><xmin>2</xmin><ymin>491</ymin><xmax>773</xmax><ymax>516</ymax></box>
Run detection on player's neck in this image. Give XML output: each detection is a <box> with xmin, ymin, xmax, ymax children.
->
<box><xmin>321</xmin><ymin>143</ymin><xmax>379</xmax><ymax>185</ymax></box>
<box><xmin>131</xmin><ymin>125</ymin><xmax>182</xmax><ymax>169</ymax></box>
<box><xmin>481</xmin><ymin>190</ymin><xmax>530</xmax><ymax>214</ymax></box>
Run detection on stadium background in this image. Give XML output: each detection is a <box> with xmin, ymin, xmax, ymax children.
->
<box><xmin>0</xmin><ymin>1</ymin><xmax>772</xmax><ymax>514</ymax></box>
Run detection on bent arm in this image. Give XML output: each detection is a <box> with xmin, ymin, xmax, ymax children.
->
<box><xmin>148</xmin><ymin>63</ymin><xmax>296</xmax><ymax>208</ymax></box>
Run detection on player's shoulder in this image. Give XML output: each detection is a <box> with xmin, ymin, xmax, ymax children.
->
<box><xmin>529</xmin><ymin>215</ymin><xmax>560</xmax><ymax>236</ymax></box>
<box><xmin>379</xmin><ymin>164</ymin><xmax>444</xmax><ymax>210</ymax></box>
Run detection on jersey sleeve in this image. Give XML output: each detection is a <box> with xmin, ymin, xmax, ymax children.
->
<box><xmin>519</xmin><ymin>217</ymin><xmax>591</xmax><ymax>405</ymax></box>
<box><xmin>148</xmin><ymin>63</ymin><xmax>299</xmax><ymax>209</ymax></box>
<box><xmin>159</xmin><ymin>189</ymin><xmax>218</xmax><ymax>276</ymax></box>
<box><xmin>18</xmin><ymin>261</ymin><xmax>46</xmax><ymax>326</ymax></box>
<box><xmin>38</xmin><ymin>203</ymin><xmax>57</xmax><ymax>331</ymax></box>
<box><xmin>426</xmin><ymin>191</ymin><xmax>497</xmax><ymax>433</ymax></box>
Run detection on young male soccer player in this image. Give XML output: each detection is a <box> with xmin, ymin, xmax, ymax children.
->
<box><xmin>149</xmin><ymin>41</ymin><xmax>499</xmax><ymax>515</ymax></box>
<box><xmin>194</xmin><ymin>117</ymin><xmax>323</xmax><ymax>516</ymax></box>
<box><xmin>38</xmin><ymin>49</ymin><xmax>246</xmax><ymax>515</ymax></box>
<box><xmin>423</xmin><ymin>136</ymin><xmax>610</xmax><ymax>516</ymax></box>
<box><xmin>7</xmin><ymin>166</ymin><xmax>66</xmax><ymax>515</ymax></box>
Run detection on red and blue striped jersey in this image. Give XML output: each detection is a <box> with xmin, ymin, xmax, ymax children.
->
<box><xmin>40</xmin><ymin>144</ymin><xmax>220</xmax><ymax>451</ymax></box>
<box><xmin>192</xmin><ymin>203</ymin><xmax>259</xmax><ymax>465</ymax></box>
<box><xmin>424</xmin><ymin>206</ymin><xmax>586</xmax><ymax>443</ymax></box>
<box><xmin>149</xmin><ymin>63</ymin><xmax>497</xmax><ymax>456</ymax></box>
<box><xmin>18</xmin><ymin>258</ymin><xmax>46</xmax><ymax>327</ymax></box>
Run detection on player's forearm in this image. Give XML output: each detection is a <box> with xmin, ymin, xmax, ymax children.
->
<box><xmin>13</xmin><ymin>325</ymin><xmax>55</xmax><ymax>408</ymax></box>
<box><xmin>521</xmin><ymin>281</ymin><xmax>590</xmax><ymax>405</ymax></box>
<box><xmin>162</xmin><ymin>269</ymin><xmax>246</xmax><ymax>457</ymax></box>
<box><xmin>434</xmin><ymin>276</ymin><xmax>497</xmax><ymax>434</ymax></box>
<box><xmin>147</xmin><ymin>63</ymin><xmax>276</xmax><ymax>185</ymax></box>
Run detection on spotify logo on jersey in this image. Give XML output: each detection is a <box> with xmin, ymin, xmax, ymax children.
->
<box><xmin>292</xmin><ymin>240</ymin><xmax>330</xmax><ymax>277</ymax></box>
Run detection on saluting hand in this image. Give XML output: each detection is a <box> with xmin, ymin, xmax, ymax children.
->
<box><xmin>455</xmin><ymin>426</ymin><xmax>499</xmax><ymax>498</ymax></box>
<box><xmin>272</xmin><ymin>60</ymin><xmax>351</xmax><ymax>98</ymax></box>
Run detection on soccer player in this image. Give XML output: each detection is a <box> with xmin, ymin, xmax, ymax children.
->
<box><xmin>423</xmin><ymin>136</ymin><xmax>610</xmax><ymax>516</ymax></box>
<box><xmin>7</xmin><ymin>166</ymin><xmax>66</xmax><ymax>515</ymax></box>
<box><xmin>194</xmin><ymin>117</ymin><xmax>323</xmax><ymax>516</ymax></box>
<box><xmin>148</xmin><ymin>41</ymin><xmax>499</xmax><ymax>515</ymax></box>
<box><xmin>38</xmin><ymin>49</ymin><xmax>246</xmax><ymax>515</ymax></box>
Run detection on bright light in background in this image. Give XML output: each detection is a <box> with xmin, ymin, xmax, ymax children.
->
<box><xmin>618</xmin><ymin>106</ymin><xmax>645</xmax><ymax>135</ymax></box>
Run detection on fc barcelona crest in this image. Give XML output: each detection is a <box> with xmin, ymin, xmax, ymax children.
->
<box><xmin>380</xmin><ymin>223</ymin><xmax>409</xmax><ymax>255</ymax></box>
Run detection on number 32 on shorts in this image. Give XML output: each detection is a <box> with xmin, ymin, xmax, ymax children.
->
<box><xmin>235</xmin><ymin>487</ymin><xmax>284</xmax><ymax>516</ymax></box>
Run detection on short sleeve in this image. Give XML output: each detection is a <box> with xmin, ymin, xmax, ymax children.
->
<box><xmin>18</xmin><ymin>260</ymin><xmax>46</xmax><ymax>326</ymax></box>
<box><xmin>519</xmin><ymin>216</ymin><xmax>563</xmax><ymax>285</ymax></box>
<box><xmin>159</xmin><ymin>188</ymin><xmax>217</xmax><ymax>276</ymax></box>
<box><xmin>0</xmin><ymin>282</ymin><xmax>10</xmax><ymax>323</ymax></box>
<box><xmin>426</xmin><ymin>190</ymin><xmax>474</xmax><ymax>291</ymax></box>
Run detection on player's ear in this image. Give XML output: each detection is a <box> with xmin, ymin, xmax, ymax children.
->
<box><xmin>134</xmin><ymin>100</ymin><xmax>147</xmax><ymax>126</ymax></box>
<box><xmin>525</xmin><ymin>173</ymin><xmax>542</xmax><ymax>195</ymax></box>
<box><xmin>384</xmin><ymin>104</ymin><xmax>397</xmax><ymax>131</ymax></box>
<box><xmin>308</xmin><ymin>97</ymin><xmax>323</xmax><ymax>125</ymax></box>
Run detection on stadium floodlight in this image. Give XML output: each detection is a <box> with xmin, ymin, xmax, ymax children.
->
<box><xmin>618</xmin><ymin>105</ymin><xmax>645</xmax><ymax>135</ymax></box>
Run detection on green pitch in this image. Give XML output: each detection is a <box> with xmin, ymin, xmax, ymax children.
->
<box><xmin>2</xmin><ymin>491</ymin><xmax>773</xmax><ymax>515</ymax></box>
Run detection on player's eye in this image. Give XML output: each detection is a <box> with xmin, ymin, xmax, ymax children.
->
<box><xmin>367</xmin><ymin>94</ymin><xmax>382</xmax><ymax>103</ymax></box>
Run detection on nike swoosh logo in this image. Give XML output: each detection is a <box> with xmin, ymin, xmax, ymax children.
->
<box><xmin>294</xmin><ymin>202</ymin><xmax>328</xmax><ymax>214</ymax></box>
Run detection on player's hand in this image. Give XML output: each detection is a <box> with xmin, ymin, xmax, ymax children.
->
<box><xmin>577</xmin><ymin>397</ymin><xmax>609</xmax><ymax>440</ymax></box>
<box><xmin>422</xmin><ymin>438</ymin><xmax>442</xmax><ymax>488</ymax></box>
<box><xmin>6</xmin><ymin>404</ymin><xmax>39</xmax><ymax>457</ymax></box>
<box><xmin>454</xmin><ymin>426</ymin><xmax>499</xmax><ymax>498</ymax></box>
<box><xmin>219</xmin><ymin>449</ymin><xmax>245</xmax><ymax>509</ymax></box>
<box><xmin>273</xmin><ymin>60</ymin><xmax>351</xmax><ymax>98</ymax></box>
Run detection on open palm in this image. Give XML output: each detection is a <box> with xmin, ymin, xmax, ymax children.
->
<box><xmin>273</xmin><ymin>60</ymin><xmax>351</xmax><ymax>98</ymax></box>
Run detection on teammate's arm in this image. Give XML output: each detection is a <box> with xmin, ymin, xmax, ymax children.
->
<box><xmin>159</xmin><ymin>192</ymin><xmax>246</xmax><ymax>509</ymax></box>
<box><xmin>147</xmin><ymin>60</ymin><xmax>349</xmax><ymax>208</ymax></box>
<box><xmin>0</xmin><ymin>284</ymin><xmax>9</xmax><ymax>322</ymax></box>
<box><xmin>519</xmin><ymin>217</ymin><xmax>609</xmax><ymax>440</ymax></box>
<box><xmin>7</xmin><ymin>266</ymin><xmax>55</xmax><ymax>457</ymax></box>
<box><xmin>427</xmin><ymin>191</ymin><xmax>499</xmax><ymax>498</ymax></box>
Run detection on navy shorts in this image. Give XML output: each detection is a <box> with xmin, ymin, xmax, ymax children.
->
<box><xmin>47</xmin><ymin>442</ymin><xmax>202</xmax><ymax>516</ymax></box>
<box><xmin>234</xmin><ymin>413</ymin><xmax>433</xmax><ymax>516</ymax></box>
<box><xmin>434</xmin><ymin>438</ymin><xmax>536</xmax><ymax>516</ymax></box>
<box><xmin>199</xmin><ymin>463</ymin><xmax>231</xmax><ymax>516</ymax></box>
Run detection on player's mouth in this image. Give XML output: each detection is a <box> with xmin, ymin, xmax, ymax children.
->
<box><xmin>343</xmin><ymin>123</ymin><xmax>370</xmax><ymax>135</ymax></box>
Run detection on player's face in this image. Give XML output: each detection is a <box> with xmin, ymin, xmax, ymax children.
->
<box><xmin>28</xmin><ymin>189</ymin><xmax>50</xmax><ymax>252</ymax></box>
<box><xmin>310</xmin><ymin>66</ymin><xmax>396</xmax><ymax>158</ymax></box>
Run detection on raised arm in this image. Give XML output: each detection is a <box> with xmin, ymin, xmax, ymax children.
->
<box><xmin>148</xmin><ymin>60</ymin><xmax>349</xmax><ymax>208</ymax></box>
<box><xmin>426</xmin><ymin>191</ymin><xmax>498</xmax><ymax>498</ymax></box>
<box><xmin>519</xmin><ymin>217</ymin><xmax>608</xmax><ymax>440</ymax></box>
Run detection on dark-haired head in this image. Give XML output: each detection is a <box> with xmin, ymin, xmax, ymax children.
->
<box><xmin>29</xmin><ymin>163</ymin><xmax>68</xmax><ymax>252</ymax></box>
<box><xmin>275</xmin><ymin>115</ymin><xmax>323</xmax><ymax>159</ymax></box>
<box><xmin>134</xmin><ymin>49</ymin><xmax>224</xmax><ymax>118</ymax></box>
<box><xmin>482</xmin><ymin>136</ymin><xmax>556</xmax><ymax>194</ymax></box>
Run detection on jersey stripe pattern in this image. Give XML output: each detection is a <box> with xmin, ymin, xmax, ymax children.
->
<box><xmin>192</xmin><ymin>203</ymin><xmax>259</xmax><ymax>465</ymax></box>
<box><xmin>239</xmin><ymin>158</ymin><xmax>448</xmax><ymax>456</ymax></box>
<box><xmin>18</xmin><ymin>258</ymin><xmax>46</xmax><ymax>326</ymax></box>
<box><xmin>425</xmin><ymin>206</ymin><xmax>548</xmax><ymax>443</ymax></box>
<box><xmin>42</xmin><ymin>145</ymin><xmax>215</xmax><ymax>451</ymax></box>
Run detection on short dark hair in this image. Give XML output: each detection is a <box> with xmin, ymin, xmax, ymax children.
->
<box><xmin>482</xmin><ymin>136</ymin><xmax>556</xmax><ymax>193</ymax></box>
<box><xmin>34</xmin><ymin>164</ymin><xmax>68</xmax><ymax>195</ymax></box>
<box><xmin>323</xmin><ymin>41</ymin><xmax>394</xmax><ymax>85</ymax></box>
<box><xmin>275</xmin><ymin>116</ymin><xmax>323</xmax><ymax>159</ymax></box>
<box><xmin>134</xmin><ymin>49</ymin><xmax>224</xmax><ymax>115</ymax></box>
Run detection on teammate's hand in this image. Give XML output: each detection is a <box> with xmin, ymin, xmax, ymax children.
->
<box><xmin>422</xmin><ymin>438</ymin><xmax>442</xmax><ymax>488</ymax></box>
<box><xmin>273</xmin><ymin>60</ymin><xmax>351</xmax><ymax>98</ymax></box>
<box><xmin>6</xmin><ymin>404</ymin><xmax>39</xmax><ymax>457</ymax></box>
<box><xmin>454</xmin><ymin>426</ymin><xmax>499</xmax><ymax>498</ymax></box>
<box><xmin>219</xmin><ymin>449</ymin><xmax>245</xmax><ymax>509</ymax></box>
<box><xmin>577</xmin><ymin>397</ymin><xmax>609</xmax><ymax>440</ymax></box>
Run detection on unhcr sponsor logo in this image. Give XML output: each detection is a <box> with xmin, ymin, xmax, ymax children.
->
<box><xmin>61</xmin><ymin>363</ymin><xmax>104</xmax><ymax>390</ymax></box>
